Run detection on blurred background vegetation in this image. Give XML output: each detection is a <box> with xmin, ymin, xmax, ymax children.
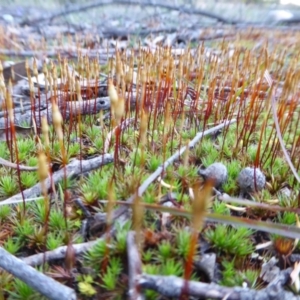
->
<box><xmin>0</xmin><ymin>0</ymin><xmax>300</xmax><ymax>27</ymax></box>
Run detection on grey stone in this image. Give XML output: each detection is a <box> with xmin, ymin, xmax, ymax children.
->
<box><xmin>278</xmin><ymin>187</ymin><xmax>291</xmax><ymax>198</ymax></box>
<box><xmin>237</xmin><ymin>167</ymin><xmax>266</xmax><ymax>193</ymax></box>
<box><xmin>198</xmin><ymin>162</ymin><xmax>228</xmax><ymax>188</ymax></box>
<box><xmin>260</xmin><ymin>257</ymin><xmax>280</xmax><ymax>283</ymax></box>
<box><xmin>196</xmin><ymin>253</ymin><xmax>216</xmax><ymax>282</ymax></box>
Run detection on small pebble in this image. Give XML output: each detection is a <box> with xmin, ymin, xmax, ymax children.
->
<box><xmin>278</xmin><ymin>186</ymin><xmax>291</xmax><ymax>198</ymax></box>
<box><xmin>237</xmin><ymin>167</ymin><xmax>265</xmax><ymax>193</ymax></box>
<box><xmin>260</xmin><ymin>257</ymin><xmax>279</xmax><ymax>283</ymax></box>
<box><xmin>198</xmin><ymin>162</ymin><xmax>228</xmax><ymax>188</ymax></box>
<box><xmin>196</xmin><ymin>253</ymin><xmax>216</xmax><ymax>282</ymax></box>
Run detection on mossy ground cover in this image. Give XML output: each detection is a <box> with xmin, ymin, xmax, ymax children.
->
<box><xmin>0</xmin><ymin>9</ymin><xmax>300</xmax><ymax>299</ymax></box>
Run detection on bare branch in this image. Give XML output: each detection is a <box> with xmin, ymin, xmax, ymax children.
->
<box><xmin>22</xmin><ymin>239</ymin><xmax>100</xmax><ymax>267</ymax></box>
<box><xmin>0</xmin><ymin>247</ymin><xmax>76</xmax><ymax>300</ymax></box>
<box><xmin>264</xmin><ymin>70</ymin><xmax>300</xmax><ymax>184</ymax></box>
<box><xmin>20</xmin><ymin>0</ymin><xmax>236</xmax><ymax>26</ymax></box>
<box><xmin>22</xmin><ymin>211</ymin><xmax>130</xmax><ymax>267</ymax></box>
<box><xmin>0</xmin><ymin>94</ymin><xmax>137</xmax><ymax>129</ymax></box>
<box><xmin>0</xmin><ymin>154</ymin><xmax>113</xmax><ymax>206</ymax></box>
<box><xmin>138</xmin><ymin>268</ymin><xmax>299</xmax><ymax>300</ymax></box>
<box><xmin>91</xmin><ymin>119</ymin><xmax>236</xmax><ymax>228</ymax></box>
<box><xmin>0</xmin><ymin>157</ymin><xmax>38</xmax><ymax>171</ymax></box>
<box><xmin>112</xmin><ymin>200</ymin><xmax>300</xmax><ymax>240</ymax></box>
<box><xmin>0</xmin><ymin>48</ymin><xmax>114</xmax><ymax>59</ymax></box>
<box><xmin>127</xmin><ymin>231</ymin><xmax>144</xmax><ymax>300</ymax></box>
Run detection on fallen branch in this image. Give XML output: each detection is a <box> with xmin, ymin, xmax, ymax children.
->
<box><xmin>138</xmin><ymin>268</ymin><xmax>299</xmax><ymax>300</ymax></box>
<box><xmin>22</xmin><ymin>239</ymin><xmax>99</xmax><ymax>267</ymax></box>
<box><xmin>20</xmin><ymin>0</ymin><xmax>236</xmax><ymax>26</ymax></box>
<box><xmin>22</xmin><ymin>211</ymin><xmax>129</xmax><ymax>266</ymax></box>
<box><xmin>217</xmin><ymin>193</ymin><xmax>300</xmax><ymax>214</ymax></box>
<box><xmin>101</xmin><ymin>26</ymin><xmax>178</xmax><ymax>38</ymax></box>
<box><xmin>1</xmin><ymin>93</ymin><xmax>137</xmax><ymax>129</ymax></box>
<box><xmin>91</xmin><ymin>119</ymin><xmax>236</xmax><ymax>231</ymax></box>
<box><xmin>264</xmin><ymin>70</ymin><xmax>300</xmax><ymax>184</ymax></box>
<box><xmin>0</xmin><ymin>157</ymin><xmax>38</xmax><ymax>171</ymax></box>
<box><xmin>0</xmin><ymin>154</ymin><xmax>113</xmax><ymax>206</ymax></box>
<box><xmin>111</xmin><ymin>200</ymin><xmax>300</xmax><ymax>240</ymax></box>
<box><xmin>127</xmin><ymin>231</ymin><xmax>144</xmax><ymax>300</ymax></box>
<box><xmin>0</xmin><ymin>96</ymin><xmax>112</xmax><ymax>128</ymax></box>
<box><xmin>0</xmin><ymin>247</ymin><xmax>76</xmax><ymax>300</ymax></box>
<box><xmin>0</xmin><ymin>96</ymin><xmax>119</xmax><ymax>170</ymax></box>
<box><xmin>0</xmin><ymin>47</ymin><xmax>114</xmax><ymax>59</ymax></box>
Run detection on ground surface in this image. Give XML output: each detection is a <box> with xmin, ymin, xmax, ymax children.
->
<box><xmin>0</xmin><ymin>1</ymin><xmax>300</xmax><ymax>300</ymax></box>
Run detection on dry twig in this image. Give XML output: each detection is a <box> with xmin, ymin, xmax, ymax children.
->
<box><xmin>0</xmin><ymin>154</ymin><xmax>113</xmax><ymax>206</ymax></box>
<box><xmin>0</xmin><ymin>157</ymin><xmax>38</xmax><ymax>171</ymax></box>
<box><xmin>127</xmin><ymin>231</ymin><xmax>144</xmax><ymax>300</ymax></box>
<box><xmin>20</xmin><ymin>0</ymin><xmax>236</xmax><ymax>26</ymax></box>
<box><xmin>0</xmin><ymin>247</ymin><xmax>76</xmax><ymax>300</ymax></box>
<box><xmin>91</xmin><ymin>119</ymin><xmax>236</xmax><ymax>229</ymax></box>
<box><xmin>138</xmin><ymin>269</ymin><xmax>299</xmax><ymax>300</ymax></box>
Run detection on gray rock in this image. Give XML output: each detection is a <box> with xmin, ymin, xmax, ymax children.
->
<box><xmin>195</xmin><ymin>253</ymin><xmax>216</xmax><ymax>282</ymax></box>
<box><xmin>237</xmin><ymin>167</ymin><xmax>266</xmax><ymax>193</ymax></box>
<box><xmin>260</xmin><ymin>257</ymin><xmax>279</xmax><ymax>283</ymax></box>
<box><xmin>278</xmin><ymin>187</ymin><xmax>291</xmax><ymax>198</ymax></box>
<box><xmin>198</xmin><ymin>162</ymin><xmax>228</xmax><ymax>188</ymax></box>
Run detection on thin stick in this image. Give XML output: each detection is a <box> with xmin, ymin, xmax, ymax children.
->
<box><xmin>0</xmin><ymin>247</ymin><xmax>76</xmax><ymax>300</ymax></box>
<box><xmin>101</xmin><ymin>119</ymin><xmax>236</xmax><ymax>222</ymax></box>
<box><xmin>22</xmin><ymin>211</ymin><xmax>129</xmax><ymax>267</ymax></box>
<box><xmin>0</xmin><ymin>154</ymin><xmax>113</xmax><ymax>206</ymax></box>
<box><xmin>138</xmin><ymin>268</ymin><xmax>297</xmax><ymax>300</ymax></box>
<box><xmin>264</xmin><ymin>70</ymin><xmax>300</xmax><ymax>184</ymax></box>
<box><xmin>22</xmin><ymin>239</ymin><xmax>101</xmax><ymax>267</ymax></box>
<box><xmin>0</xmin><ymin>157</ymin><xmax>38</xmax><ymax>171</ymax></box>
<box><xmin>127</xmin><ymin>231</ymin><xmax>144</xmax><ymax>300</ymax></box>
<box><xmin>20</xmin><ymin>0</ymin><xmax>236</xmax><ymax>26</ymax></box>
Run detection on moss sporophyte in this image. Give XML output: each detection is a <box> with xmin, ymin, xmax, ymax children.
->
<box><xmin>0</xmin><ymin>27</ymin><xmax>300</xmax><ymax>299</ymax></box>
